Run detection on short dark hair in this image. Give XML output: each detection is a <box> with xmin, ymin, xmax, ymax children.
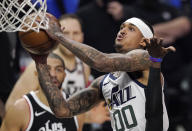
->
<box><xmin>59</xmin><ymin>14</ymin><xmax>83</xmax><ymax>30</ymax></box>
<box><xmin>48</xmin><ymin>53</ymin><xmax>65</xmax><ymax>69</ymax></box>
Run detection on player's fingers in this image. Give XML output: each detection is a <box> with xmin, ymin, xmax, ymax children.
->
<box><xmin>165</xmin><ymin>46</ymin><xmax>176</xmax><ymax>53</ymax></box>
<box><xmin>159</xmin><ymin>38</ymin><xmax>163</xmax><ymax>46</ymax></box>
<box><xmin>150</xmin><ymin>38</ymin><xmax>156</xmax><ymax>47</ymax></box>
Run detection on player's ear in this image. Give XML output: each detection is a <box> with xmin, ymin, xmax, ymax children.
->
<box><xmin>139</xmin><ymin>38</ymin><xmax>147</xmax><ymax>49</ymax></box>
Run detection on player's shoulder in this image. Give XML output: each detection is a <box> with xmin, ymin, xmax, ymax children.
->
<box><xmin>100</xmin><ymin>73</ymin><xmax>111</xmax><ymax>87</ymax></box>
<box><xmin>12</xmin><ymin>97</ymin><xmax>30</xmax><ymax>113</ymax></box>
<box><xmin>4</xmin><ymin>97</ymin><xmax>30</xmax><ymax>129</ymax></box>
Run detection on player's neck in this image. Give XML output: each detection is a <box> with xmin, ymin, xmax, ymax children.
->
<box><xmin>36</xmin><ymin>88</ymin><xmax>50</xmax><ymax>107</ymax></box>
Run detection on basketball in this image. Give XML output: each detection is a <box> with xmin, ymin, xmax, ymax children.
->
<box><xmin>18</xmin><ymin>13</ymin><xmax>58</xmax><ymax>55</ymax></box>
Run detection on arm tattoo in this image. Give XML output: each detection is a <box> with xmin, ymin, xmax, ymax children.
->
<box><xmin>56</xmin><ymin>33</ymin><xmax>106</xmax><ymax>71</ymax></box>
<box><xmin>66</xmin><ymin>76</ymin><xmax>104</xmax><ymax>115</ymax></box>
<box><xmin>107</xmin><ymin>50</ymin><xmax>151</xmax><ymax>72</ymax></box>
<box><xmin>36</xmin><ymin>63</ymin><xmax>70</xmax><ymax>117</ymax></box>
<box><xmin>56</xmin><ymin>33</ymin><xmax>151</xmax><ymax>72</ymax></box>
<box><xmin>36</xmin><ymin>63</ymin><xmax>102</xmax><ymax>117</ymax></box>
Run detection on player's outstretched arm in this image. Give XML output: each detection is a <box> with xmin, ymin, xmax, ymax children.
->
<box><xmin>45</xmin><ymin>15</ymin><xmax>174</xmax><ymax>72</ymax></box>
<box><xmin>33</xmin><ymin>55</ymin><xmax>104</xmax><ymax>118</ymax></box>
<box><xmin>145</xmin><ymin>64</ymin><xmax>163</xmax><ymax>131</ymax></box>
<box><xmin>144</xmin><ymin>38</ymin><xmax>173</xmax><ymax>131</ymax></box>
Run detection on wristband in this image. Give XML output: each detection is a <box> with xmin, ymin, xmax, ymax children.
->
<box><xmin>150</xmin><ymin>56</ymin><xmax>162</xmax><ymax>62</ymax></box>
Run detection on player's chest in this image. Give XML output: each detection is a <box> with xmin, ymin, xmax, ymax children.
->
<box><xmin>103</xmin><ymin>73</ymin><xmax>145</xmax><ymax>110</ymax></box>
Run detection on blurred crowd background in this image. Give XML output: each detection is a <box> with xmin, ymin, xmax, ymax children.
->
<box><xmin>0</xmin><ymin>0</ymin><xmax>192</xmax><ymax>131</ymax></box>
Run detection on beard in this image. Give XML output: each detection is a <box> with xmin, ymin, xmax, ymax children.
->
<box><xmin>114</xmin><ymin>44</ymin><xmax>124</xmax><ymax>53</ymax></box>
<box><xmin>114</xmin><ymin>44</ymin><xmax>132</xmax><ymax>54</ymax></box>
<box><xmin>51</xmin><ymin>77</ymin><xmax>63</xmax><ymax>90</ymax></box>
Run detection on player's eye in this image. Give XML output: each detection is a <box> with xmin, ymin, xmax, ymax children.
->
<box><xmin>56</xmin><ymin>67</ymin><xmax>64</xmax><ymax>73</ymax></box>
<box><xmin>128</xmin><ymin>27</ymin><xmax>135</xmax><ymax>32</ymax></box>
<box><xmin>73</xmin><ymin>32</ymin><xmax>80</xmax><ymax>35</ymax></box>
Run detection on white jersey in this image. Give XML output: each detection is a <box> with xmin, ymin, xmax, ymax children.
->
<box><xmin>100</xmin><ymin>71</ymin><xmax>169</xmax><ymax>131</ymax></box>
<box><xmin>62</xmin><ymin>57</ymin><xmax>86</xmax><ymax>96</ymax></box>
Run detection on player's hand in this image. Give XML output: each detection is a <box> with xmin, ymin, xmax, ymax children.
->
<box><xmin>45</xmin><ymin>13</ymin><xmax>62</xmax><ymax>40</ymax></box>
<box><xmin>142</xmin><ymin>37</ymin><xmax>176</xmax><ymax>58</ymax></box>
<box><xmin>85</xmin><ymin>101</ymin><xmax>110</xmax><ymax>124</ymax></box>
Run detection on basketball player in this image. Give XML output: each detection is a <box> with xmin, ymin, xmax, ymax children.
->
<box><xmin>1</xmin><ymin>53</ymin><xmax>81</xmax><ymax>131</ymax></box>
<box><xmin>5</xmin><ymin>14</ymin><xmax>110</xmax><ymax>129</ymax></box>
<box><xmin>31</xmin><ymin>16</ymin><xmax>176</xmax><ymax>130</ymax></box>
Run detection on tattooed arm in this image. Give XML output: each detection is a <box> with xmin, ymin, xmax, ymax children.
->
<box><xmin>58</xmin><ymin>33</ymin><xmax>151</xmax><ymax>72</ymax></box>
<box><xmin>46</xmin><ymin>19</ymin><xmax>151</xmax><ymax>72</ymax></box>
<box><xmin>35</xmin><ymin>58</ymin><xmax>104</xmax><ymax>118</ymax></box>
<box><xmin>46</xmin><ymin>15</ymin><xmax>173</xmax><ymax>72</ymax></box>
<box><xmin>53</xmin><ymin>36</ymin><xmax>175</xmax><ymax>72</ymax></box>
<box><xmin>58</xmin><ymin>33</ymin><xmax>153</xmax><ymax>72</ymax></box>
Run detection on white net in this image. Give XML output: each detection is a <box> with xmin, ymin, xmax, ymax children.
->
<box><xmin>0</xmin><ymin>0</ymin><xmax>48</xmax><ymax>32</ymax></box>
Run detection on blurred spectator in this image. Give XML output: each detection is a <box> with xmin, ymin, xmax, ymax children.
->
<box><xmin>79</xmin><ymin>0</ymin><xmax>94</xmax><ymax>7</ymax></box>
<box><xmin>46</xmin><ymin>0</ymin><xmax>96</xmax><ymax>18</ymax></box>
<box><xmin>46</xmin><ymin>0</ymin><xmax>80</xmax><ymax>18</ymax></box>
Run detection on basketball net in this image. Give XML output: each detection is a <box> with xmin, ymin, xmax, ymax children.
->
<box><xmin>0</xmin><ymin>0</ymin><xmax>48</xmax><ymax>32</ymax></box>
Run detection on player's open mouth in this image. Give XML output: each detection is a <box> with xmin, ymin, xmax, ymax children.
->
<box><xmin>117</xmin><ymin>36</ymin><xmax>123</xmax><ymax>41</ymax></box>
<box><xmin>52</xmin><ymin>79</ymin><xmax>59</xmax><ymax>86</ymax></box>
<box><xmin>116</xmin><ymin>33</ymin><xmax>125</xmax><ymax>41</ymax></box>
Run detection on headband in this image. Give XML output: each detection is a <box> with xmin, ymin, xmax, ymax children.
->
<box><xmin>125</xmin><ymin>17</ymin><xmax>153</xmax><ymax>39</ymax></box>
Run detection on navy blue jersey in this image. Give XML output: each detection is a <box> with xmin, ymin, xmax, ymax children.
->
<box><xmin>23</xmin><ymin>91</ymin><xmax>78</xmax><ymax>131</ymax></box>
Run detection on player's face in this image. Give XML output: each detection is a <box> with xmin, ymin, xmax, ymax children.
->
<box><xmin>59</xmin><ymin>18</ymin><xmax>84</xmax><ymax>56</ymax></box>
<box><xmin>47</xmin><ymin>58</ymin><xmax>66</xmax><ymax>89</ymax></box>
<box><xmin>115</xmin><ymin>22</ymin><xmax>144</xmax><ymax>53</ymax></box>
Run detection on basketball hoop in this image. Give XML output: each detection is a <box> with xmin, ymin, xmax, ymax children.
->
<box><xmin>0</xmin><ymin>0</ymin><xmax>48</xmax><ymax>32</ymax></box>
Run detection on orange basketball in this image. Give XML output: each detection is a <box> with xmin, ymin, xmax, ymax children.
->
<box><xmin>19</xmin><ymin>13</ymin><xmax>58</xmax><ymax>55</ymax></box>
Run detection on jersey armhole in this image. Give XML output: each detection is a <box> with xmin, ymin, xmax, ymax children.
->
<box><xmin>99</xmin><ymin>74</ymin><xmax>108</xmax><ymax>99</ymax></box>
<box><xmin>23</xmin><ymin>95</ymin><xmax>34</xmax><ymax>131</ymax></box>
